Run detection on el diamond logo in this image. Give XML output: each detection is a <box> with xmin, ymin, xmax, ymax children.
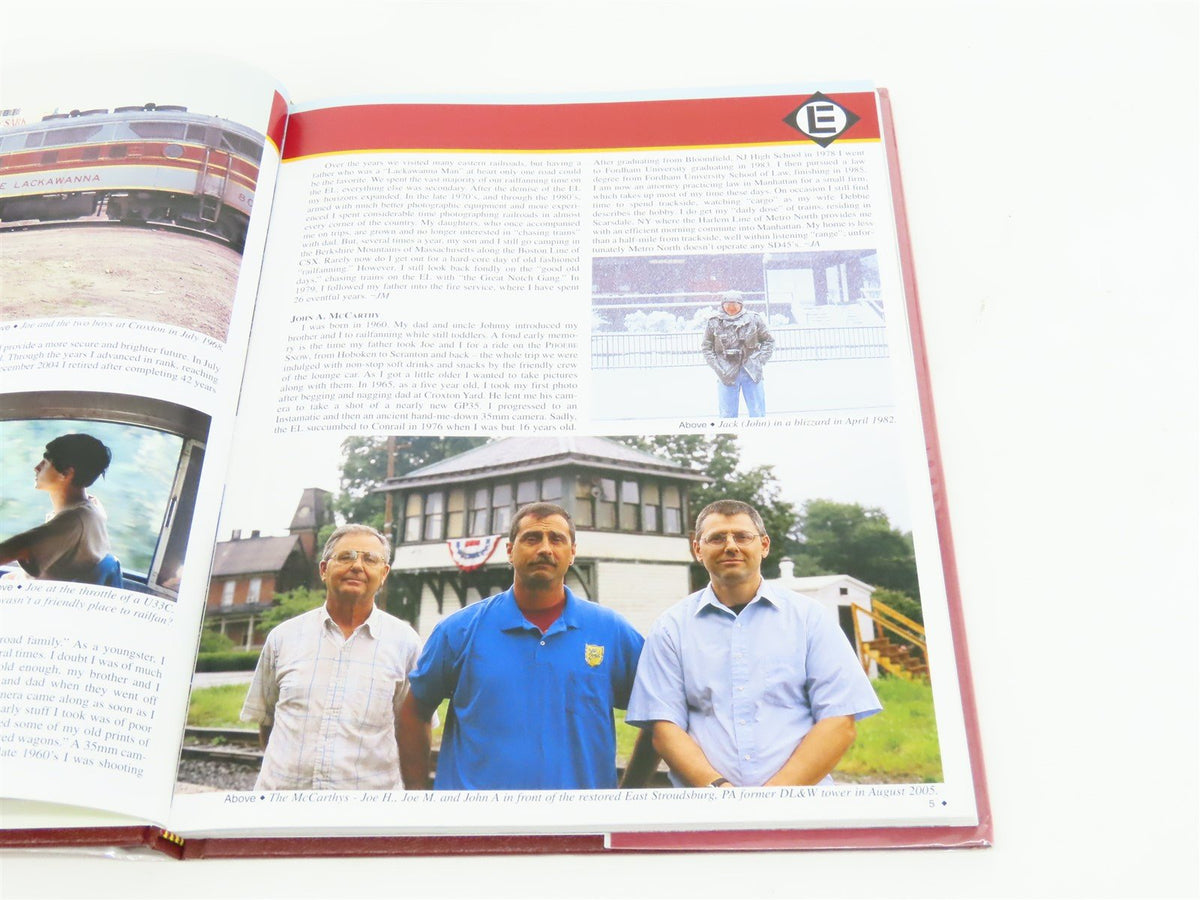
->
<box><xmin>783</xmin><ymin>92</ymin><xmax>860</xmax><ymax>148</ymax></box>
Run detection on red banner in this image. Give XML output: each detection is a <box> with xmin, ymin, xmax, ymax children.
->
<box><xmin>282</xmin><ymin>91</ymin><xmax>879</xmax><ymax>159</ymax></box>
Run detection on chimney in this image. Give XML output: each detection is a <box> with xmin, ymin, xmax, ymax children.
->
<box><xmin>251</xmin><ymin>530</ymin><xmax>261</xmax><ymax>538</ymax></box>
<box><xmin>779</xmin><ymin>557</ymin><xmax>795</xmax><ymax>580</ymax></box>
<box><xmin>231</xmin><ymin>529</ymin><xmax>241</xmax><ymax>540</ymax></box>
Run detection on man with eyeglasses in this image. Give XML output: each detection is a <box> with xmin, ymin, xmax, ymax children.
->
<box><xmin>627</xmin><ymin>499</ymin><xmax>880</xmax><ymax>788</ymax></box>
<box><xmin>241</xmin><ymin>524</ymin><xmax>422</xmax><ymax>790</ymax></box>
<box><xmin>398</xmin><ymin>502</ymin><xmax>658</xmax><ymax>790</ymax></box>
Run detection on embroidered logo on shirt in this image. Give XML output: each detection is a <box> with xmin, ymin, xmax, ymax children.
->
<box><xmin>584</xmin><ymin>644</ymin><xmax>605</xmax><ymax>667</ymax></box>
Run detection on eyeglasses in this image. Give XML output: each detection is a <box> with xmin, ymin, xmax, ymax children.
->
<box><xmin>325</xmin><ymin>549</ymin><xmax>387</xmax><ymax>567</ymax></box>
<box><xmin>698</xmin><ymin>531</ymin><xmax>763</xmax><ymax>547</ymax></box>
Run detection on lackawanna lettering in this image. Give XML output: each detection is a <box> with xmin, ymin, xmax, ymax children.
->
<box><xmin>9</xmin><ymin>174</ymin><xmax>102</xmax><ymax>188</ymax></box>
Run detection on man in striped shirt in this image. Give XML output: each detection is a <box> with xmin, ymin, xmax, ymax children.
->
<box><xmin>241</xmin><ymin>524</ymin><xmax>422</xmax><ymax>790</ymax></box>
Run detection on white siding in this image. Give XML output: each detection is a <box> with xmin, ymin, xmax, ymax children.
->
<box><xmin>595</xmin><ymin>561</ymin><xmax>692</xmax><ymax>636</ymax></box>
<box><xmin>414</xmin><ymin>582</ymin><xmax>486</xmax><ymax>642</ymax></box>
<box><xmin>578</xmin><ymin>532</ymin><xmax>691</xmax><ymax>563</ymax></box>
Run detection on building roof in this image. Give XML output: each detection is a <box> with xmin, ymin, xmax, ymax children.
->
<box><xmin>770</xmin><ymin>571</ymin><xmax>876</xmax><ymax>594</ymax></box>
<box><xmin>289</xmin><ymin>487</ymin><xmax>332</xmax><ymax>532</ymax></box>
<box><xmin>375</xmin><ymin>436</ymin><xmax>707</xmax><ymax>491</ymax></box>
<box><xmin>211</xmin><ymin>534</ymin><xmax>303</xmax><ymax>578</ymax></box>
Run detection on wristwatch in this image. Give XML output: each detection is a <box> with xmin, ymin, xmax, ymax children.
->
<box><xmin>709</xmin><ymin>777</ymin><xmax>731</xmax><ymax>788</ymax></box>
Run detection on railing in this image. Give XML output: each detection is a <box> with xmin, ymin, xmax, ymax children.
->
<box><xmin>591</xmin><ymin>325</ymin><xmax>888</xmax><ymax>370</ymax></box>
<box><xmin>851</xmin><ymin>596</ymin><xmax>927</xmax><ymax>673</ymax></box>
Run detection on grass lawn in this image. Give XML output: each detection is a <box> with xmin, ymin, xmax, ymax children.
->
<box><xmin>187</xmin><ymin>683</ymin><xmax>254</xmax><ymax>728</ymax></box>
<box><xmin>187</xmin><ymin>675</ymin><xmax>941</xmax><ymax>782</ymax></box>
<box><xmin>835</xmin><ymin>675</ymin><xmax>942</xmax><ymax>782</ymax></box>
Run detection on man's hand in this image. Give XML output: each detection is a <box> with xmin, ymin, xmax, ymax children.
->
<box><xmin>397</xmin><ymin>692</ymin><xmax>434</xmax><ymax>789</ymax></box>
<box><xmin>762</xmin><ymin>715</ymin><xmax>857</xmax><ymax>787</ymax></box>
<box><xmin>651</xmin><ymin>721</ymin><xmax>730</xmax><ymax>788</ymax></box>
<box><xmin>618</xmin><ymin>726</ymin><xmax>661</xmax><ymax>788</ymax></box>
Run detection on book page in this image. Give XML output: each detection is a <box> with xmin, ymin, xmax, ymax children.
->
<box><xmin>0</xmin><ymin>55</ymin><xmax>287</xmax><ymax>825</ymax></box>
<box><xmin>168</xmin><ymin>85</ymin><xmax>986</xmax><ymax>847</ymax></box>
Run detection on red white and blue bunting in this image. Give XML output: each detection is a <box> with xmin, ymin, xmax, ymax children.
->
<box><xmin>447</xmin><ymin>535</ymin><xmax>503</xmax><ymax>571</ymax></box>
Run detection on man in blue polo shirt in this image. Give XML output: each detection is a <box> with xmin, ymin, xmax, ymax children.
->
<box><xmin>398</xmin><ymin>502</ymin><xmax>657</xmax><ymax>790</ymax></box>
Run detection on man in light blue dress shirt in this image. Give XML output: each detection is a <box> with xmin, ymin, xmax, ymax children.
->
<box><xmin>626</xmin><ymin>500</ymin><xmax>881</xmax><ymax>788</ymax></box>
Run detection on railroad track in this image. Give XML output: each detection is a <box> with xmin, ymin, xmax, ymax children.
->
<box><xmin>180</xmin><ymin>727</ymin><xmax>669</xmax><ymax>784</ymax></box>
<box><xmin>181</xmin><ymin>726</ymin><xmax>263</xmax><ymax>767</ymax></box>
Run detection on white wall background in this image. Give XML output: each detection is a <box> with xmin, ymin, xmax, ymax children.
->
<box><xmin>2</xmin><ymin>1</ymin><xmax>1196</xmax><ymax>897</ymax></box>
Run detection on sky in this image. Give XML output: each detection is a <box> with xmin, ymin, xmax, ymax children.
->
<box><xmin>0</xmin><ymin>54</ymin><xmax>280</xmax><ymax>135</ymax></box>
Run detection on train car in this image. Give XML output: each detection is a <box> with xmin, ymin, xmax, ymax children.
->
<box><xmin>0</xmin><ymin>103</ymin><xmax>265</xmax><ymax>252</ymax></box>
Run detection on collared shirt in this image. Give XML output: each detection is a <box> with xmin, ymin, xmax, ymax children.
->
<box><xmin>241</xmin><ymin>604</ymin><xmax>421</xmax><ymax>791</ymax></box>
<box><xmin>626</xmin><ymin>582</ymin><xmax>881</xmax><ymax>787</ymax></box>
<box><xmin>407</xmin><ymin>586</ymin><xmax>644</xmax><ymax>791</ymax></box>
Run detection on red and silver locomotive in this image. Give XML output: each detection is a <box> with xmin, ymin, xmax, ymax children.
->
<box><xmin>0</xmin><ymin>103</ymin><xmax>265</xmax><ymax>251</ymax></box>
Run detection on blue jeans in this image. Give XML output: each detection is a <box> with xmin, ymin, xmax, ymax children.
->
<box><xmin>718</xmin><ymin>369</ymin><xmax>765</xmax><ymax>418</ymax></box>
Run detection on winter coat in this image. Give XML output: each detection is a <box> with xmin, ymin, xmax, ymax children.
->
<box><xmin>700</xmin><ymin>309</ymin><xmax>775</xmax><ymax>385</ymax></box>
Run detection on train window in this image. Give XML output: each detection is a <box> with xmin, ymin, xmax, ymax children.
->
<box><xmin>162</xmin><ymin>144</ymin><xmax>185</xmax><ymax>159</ymax></box>
<box><xmin>1</xmin><ymin>393</ymin><xmax>211</xmax><ymax>599</ymax></box>
<box><xmin>82</xmin><ymin>146</ymin><xmax>101</xmax><ymax>160</ymax></box>
<box><xmin>220</xmin><ymin>131</ymin><xmax>262</xmax><ymax>160</ymax></box>
<box><xmin>39</xmin><ymin>124</ymin><xmax>104</xmax><ymax>147</ymax></box>
<box><xmin>108</xmin><ymin>145</ymin><xmax>127</xmax><ymax>158</ymax></box>
<box><xmin>129</xmin><ymin>120</ymin><xmax>187</xmax><ymax>139</ymax></box>
<box><xmin>186</xmin><ymin>124</ymin><xmax>209</xmax><ymax>143</ymax></box>
<box><xmin>40</xmin><ymin>151</ymin><xmax>57</xmax><ymax>164</ymax></box>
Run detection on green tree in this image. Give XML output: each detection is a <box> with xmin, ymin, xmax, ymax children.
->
<box><xmin>335</xmin><ymin>436</ymin><xmax>489</xmax><ymax>530</ymax></box>
<box><xmin>872</xmin><ymin>587</ymin><xmax>924</xmax><ymax>626</ymax></box>
<box><xmin>798</xmin><ymin>499</ymin><xmax>920</xmax><ymax>599</ymax></box>
<box><xmin>257</xmin><ymin>586</ymin><xmax>326</xmax><ymax>631</ymax></box>
<box><xmin>198</xmin><ymin>629</ymin><xmax>236</xmax><ymax>653</ymax></box>
<box><xmin>616</xmin><ymin>434</ymin><xmax>799</xmax><ymax>578</ymax></box>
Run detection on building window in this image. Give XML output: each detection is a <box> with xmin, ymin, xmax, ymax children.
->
<box><xmin>446</xmin><ymin>488</ymin><xmax>466</xmax><ymax>538</ymax></box>
<box><xmin>516</xmin><ymin>478</ymin><xmax>538</xmax><ymax>505</ymax></box>
<box><xmin>247</xmin><ymin>578</ymin><xmax>262</xmax><ymax>605</ymax></box>
<box><xmin>574</xmin><ymin>479</ymin><xmax>594</xmax><ymax>527</ymax></box>
<box><xmin>642</xmin><ymin>482</ymin><xmax>660</xmax><ymax>532</ymax></box>
<box><xmin>492</xmin><ymin>483</ymin><xmax>514</xmax><ymax>536</ymax></box>
<box><xmin>663</xmin><ymin>484</ymin><xmax>683</xmax><ymax>533</ymax></box>
<box><xmin>469</xmin><ymin>486</ymin><xmax>490</xmax><ymax>536</ymax></box>
<box><xmin>221</xmin><ymin>581</ymin><xmax>234</xmax><ymax>607</ymax></box>
<box><xmin>403</xmin><ymin>493</ymin><xmax>422</xmax><ymax>543</ymax></box>
<box><xmin>423</xmin><ymin>491</ymin><xmax>444</xmax><ymax>541</ymax></box>
<box><xmin>541</xmin><ymin>475</ymin><xmax>562</xmax><ymax>502</ymax></box>
<box><xmin>595</xmin><ymin>478</ymin><xmax>617</xmax><ymax>529</ymax></box>
<box><xmin>620</xmin><ymin>480</ymin><xmax>640</xmax><ymax>531</ymax></box>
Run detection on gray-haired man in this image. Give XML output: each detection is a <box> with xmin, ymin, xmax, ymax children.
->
<box><xmin>241</xmin><ymin>524</ymin><xmax>422</xmax><ymax>790</ymax></box>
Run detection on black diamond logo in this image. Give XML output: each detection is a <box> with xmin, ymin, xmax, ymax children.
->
<box><xmin>783</xmin><ymin>92</ymin><xmax>861</xmax><ymax>148</ymax></box>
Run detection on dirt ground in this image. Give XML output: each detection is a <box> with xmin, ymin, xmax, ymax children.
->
<box><xmin>0</xmin><ymin>225</ymin><xmax>244</xmax><ymax>341</ymax></box>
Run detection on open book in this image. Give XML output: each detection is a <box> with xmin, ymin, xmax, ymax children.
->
<box><xmin>0</xmin><ymin>56</ymin><xmax>990</xmax><ymax>858</ymax></box>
